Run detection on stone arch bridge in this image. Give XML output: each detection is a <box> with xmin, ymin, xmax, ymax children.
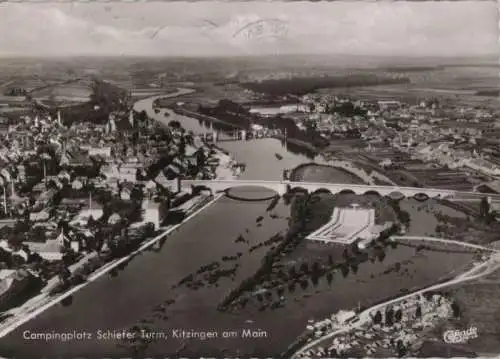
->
<box><xmin>160</xmin><ymin>179</ymin><xmax>471</xmax><ymax>200</ymax></box>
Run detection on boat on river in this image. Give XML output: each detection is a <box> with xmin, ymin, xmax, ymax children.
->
<box><xmin>275</xmin><ymin>153</ymin><xmax>283</xmax><ymax>160</ymax></box>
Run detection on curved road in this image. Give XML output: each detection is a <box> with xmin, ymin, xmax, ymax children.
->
<box><xmin>292</xmin><ymin>240</ymin><xmax>500</xmax><ymax>358</ymax></box>
<box><xmin>2</xmin><ymin>87</ymin><xmax>496</xmax><ymax>356</ymax></box>
<box><xmin>390</xmin><ymin>236</ymin><xmax>494</xmax><ymax>252</ymax></box>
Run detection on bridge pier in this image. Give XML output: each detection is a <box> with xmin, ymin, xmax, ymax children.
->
<box><xmin>170</xmin><ymin>179</ymin><xmax>465</xmax><ymax>202</ymax></box>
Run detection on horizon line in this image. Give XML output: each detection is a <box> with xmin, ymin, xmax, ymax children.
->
<box><xmin>0</xmin><ymin>53</ymin><xmax>497</xmax><ymax>60</ymax></box>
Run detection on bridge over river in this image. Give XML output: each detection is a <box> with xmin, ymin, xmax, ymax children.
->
<box><xmin>157</xmin><ymin>178</ymin><xmax>499</xmax><ymax>202</ymax></box>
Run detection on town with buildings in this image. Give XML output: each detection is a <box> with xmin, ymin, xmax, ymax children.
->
<box><xmin>0</xmin><ymin>102</ymin><xmax>240</xmax><ymax>317</ymax></box>
<box><xmin>0</xmin><ymin>1</ymin><xmax>499</xmax><ymax>357</ymax></box>
<box><xmin>0</xmin><ymin>71</ymin><xmax>499</xmax><ymax>357</ymax></box>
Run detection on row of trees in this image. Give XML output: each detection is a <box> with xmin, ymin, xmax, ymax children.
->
<box><xmin>220</xmin><ymin>192</ymin><xmax>405</xmax><ymax>311</ymax></box>
<box><xmin>389</xmin><ymin>198</ymin><xmax>411</xmax><ymax>228</ymax></box>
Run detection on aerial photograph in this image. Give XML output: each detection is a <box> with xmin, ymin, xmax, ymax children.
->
<box><xmin>0</xmin><ymin>1</ymin><xmax>499</xmax><ymax>358</ymax></box>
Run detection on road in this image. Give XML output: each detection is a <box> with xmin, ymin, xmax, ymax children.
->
<box><xmin>390</xmin><ymin>236</ymin><xmax>493</xmax><ymax>252</ymax></box>
<box><xmin>0</xmin><ymin>87</ymin><xmax>200</xmax><ymax>338</ymax></box>
<box><xmin>291</xmin><ymin>238</ymin><xmax>500</xmax><ymax>358</ymax></box>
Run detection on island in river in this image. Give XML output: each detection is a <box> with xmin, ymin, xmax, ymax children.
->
<box><xmin>0</xmin><ymin>89</ymin><xmax>475</xmax><ymax>358</ymax></box>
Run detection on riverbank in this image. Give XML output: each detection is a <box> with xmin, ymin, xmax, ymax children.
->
<box><xmin>0</xmin><ymin>88</ymin><xmax>239</xmax><ymax>338</ymax></box>
<box><xmin>148</xmin><ymin>89</ymin><xmax>393</xmax><ymax>185</ymax></box>
<box><xmin>0</xmin><ymin>189</ymin><xmax>226</xmax><ymax>340</ymax></box>
<box><xmin>161</xmin><ymin>102</ymin><xmax>324</xmax><ymax>155</ymax></box>
<box><xmin>171</xmin><ymin>105</ymin><xmax>245</xmax><ymax>130</ymax></box>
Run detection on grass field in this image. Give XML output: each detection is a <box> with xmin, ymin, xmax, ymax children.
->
<box><xmin>291</xmin><ymin>163</ymin><xmax>365</xmax><ymax>185</ymax></box>
<box><xmin>30</xmin><ymin>80</ymin><xmax>93</xmax><ymax>106</ymax></box>
<box><xmin>400</xmin><ymin>199</ymin><xmax>468</xmax><ymax>237</ymax></box>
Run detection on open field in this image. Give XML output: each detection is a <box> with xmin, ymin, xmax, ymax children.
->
<box><xmin>30</xmin><ymin>79</ymin><xmax>93</xmax><ymax>107</ymax></box>
<box><xmin>400</xmin><ymin>199</ymin><xmax>468</xmax><ymax>237</ymax></box>
<box><xmin>31</xmin><ymin>81</ymin><xmax>92</xmax><ymax>98</ymax></box>
<box><xmin>157</xmin><ymin>83</ymin><xmax>258</xmax><ymax>107</ymax></box>
<box><xmin>316</xmin><ymin>65</ymin><xmax>500</xmax><ymax>109</ymax></box>
<box><xmin>291</xmin><ymin>163</ymin><xmax>365</xmax><ymax>185</ymax></box>
<box><xmin>418</xmin><ymin>268</ymin><xmax>500</xmax><ymax>356</ymax></box>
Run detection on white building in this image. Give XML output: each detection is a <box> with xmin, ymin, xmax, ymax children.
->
<box><xmin>142</xmin><ymin>200</ymin><xmax>165</xmax><ymax>229</ymax></box>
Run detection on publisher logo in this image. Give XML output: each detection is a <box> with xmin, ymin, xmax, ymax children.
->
<box><xmin>443</xmin><ymin>326</ymin><xmax>478</xmax><ymax>344</ymax></box>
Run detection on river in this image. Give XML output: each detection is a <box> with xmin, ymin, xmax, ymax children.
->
<box><xmin>134</xmin><ymin>89</ymin><xmax>361</xmax><ymax>182</ymax></box>
<box><xmin>0</xmin><ymin>89</ymin><xmax>462</xmax><ymax>357</ymax></box>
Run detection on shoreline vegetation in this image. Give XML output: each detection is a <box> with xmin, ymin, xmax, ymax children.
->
<box><xmin>0</xmin><ymin>87</ymin><xmax>240</xmax><ymax>329</ymax></box>
<box><xmin>153</xmin><ymin>92</ymin><xmax>325</xmax><ymax>154</ymax></box>
<box><xmin>169</xmin><ymin>105</ymin><xmax>322</xmax><ymax>154</ymax></box>
<box><xmin>3</xmin><ymin>81</ymin><xmax>490</xmax><ymax>355</ymax></box>
<box><xmin>216</xmin><ymin>190</ymin><xmax>403</xmax><ymax>312</ymax></box>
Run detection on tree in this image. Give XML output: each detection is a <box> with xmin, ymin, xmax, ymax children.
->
<box><xmin>385</xmin><ymin>308</ymin><xmax>394</xmax><ymax>326</ymax></box>
<box><xmin>399</xmin><ymin>210</ymin><xmax>411</xmax><ymax>227</ymax></box>
<box><xmin>326</xmin><ymin>272</ymin><xmax>333</xmax><ymax>285</ymax></box>
<box><xmin>377</xmin><ymin>248</ymin><xmax>386</xmax><ymax>262</ymax></box>
<box><xmin>28</xmin><ymin>252</ymin><xmax>43</xmax><ymax>264</ymax></box>
<box><xmin>342</xmin><ymin>248</ymin><xmax>350</xmax><ymax>262</ymax></box>
<box><xmin>168</xmin><ymin>120</ymin><xmax>181</xmax><ymax>129</ymax></box>
<box><xmin>373</xmin><ymin>310</ymin><xmax>382</xmax><ymax>324</ymax></box>
<box><xmin>58</xmin><ymin>266</ymin><xmax>71</xmax><ymax>284</ymax></box>
<box><xmin>451</xmin><ymin>301</ymin><xmax>461</xmax><ymax>318</ymax></box>
<box><xmin>396</xmin><ymin>339</ymin><xmax>407</xmax><ymax>357</ymax></box>
<box><xmin>350</xmin><ymin>263</ymin><xmax>359</xmax><ymax>274</ymax></box>
<box><xmin>486</xmin><ymin>211</ymin><xmax>497</xmax><ymax>225</ymax></box>
<box><xmin>300</xmin><ymin>262</ymin><xmax>310</xmax><ymax>274</ymax></box>
<box><xmin>288</xmin><ymin>282</ymin><xmax>296</xmax><ymax>293</ymax></box>
<box><xmin>328</xmin><ymin>254</ymin><xmax>334</xmax><ymax>266</ymax></box>
<box><xmin>350</xmin><ymin>242</ymin><xmax>361</xmax><ymax>256</ymax></box>
<box><xmin>300</xmin><ymin>279</ymin><xmax>309</xmax><ymax>290</ymax></box>
<box><xmin>340</xmin><ymin>264</ymin><xmax>349</xmax><ymax>278</ymax></box>
<box><xmin>480</xmin><ymin>197</ymin><xmax>490</xmax><ymax>218</ymax></box>
<box><xmin>394</xmin><ymin>309</ymin><xmax>403</xmax><ymax>322</ymax></box>
<box><xmin>415</xmin><ymin>304</ymin><xmax>422</xmax><ymax>318</ymax></box>
<box><xmin>312</xmin><ymin>261</ymin><xmax>321</xmax><ymax>275</ymax></box>
<box><xmin>288</xmin><ymin>265</ymin><xmax>297</xmax><ymax>278</ymax></box>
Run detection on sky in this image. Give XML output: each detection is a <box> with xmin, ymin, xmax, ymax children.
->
<box><xmin>0</xmin><ymin>1</ymin><xmax>497</xmax><ymax>57</ymax></box>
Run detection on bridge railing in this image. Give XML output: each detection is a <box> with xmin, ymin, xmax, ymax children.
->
<box><xmin>173</xmin><ymin>179</ymin><xmax>495</xmax><ymax>198</ymax></box>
